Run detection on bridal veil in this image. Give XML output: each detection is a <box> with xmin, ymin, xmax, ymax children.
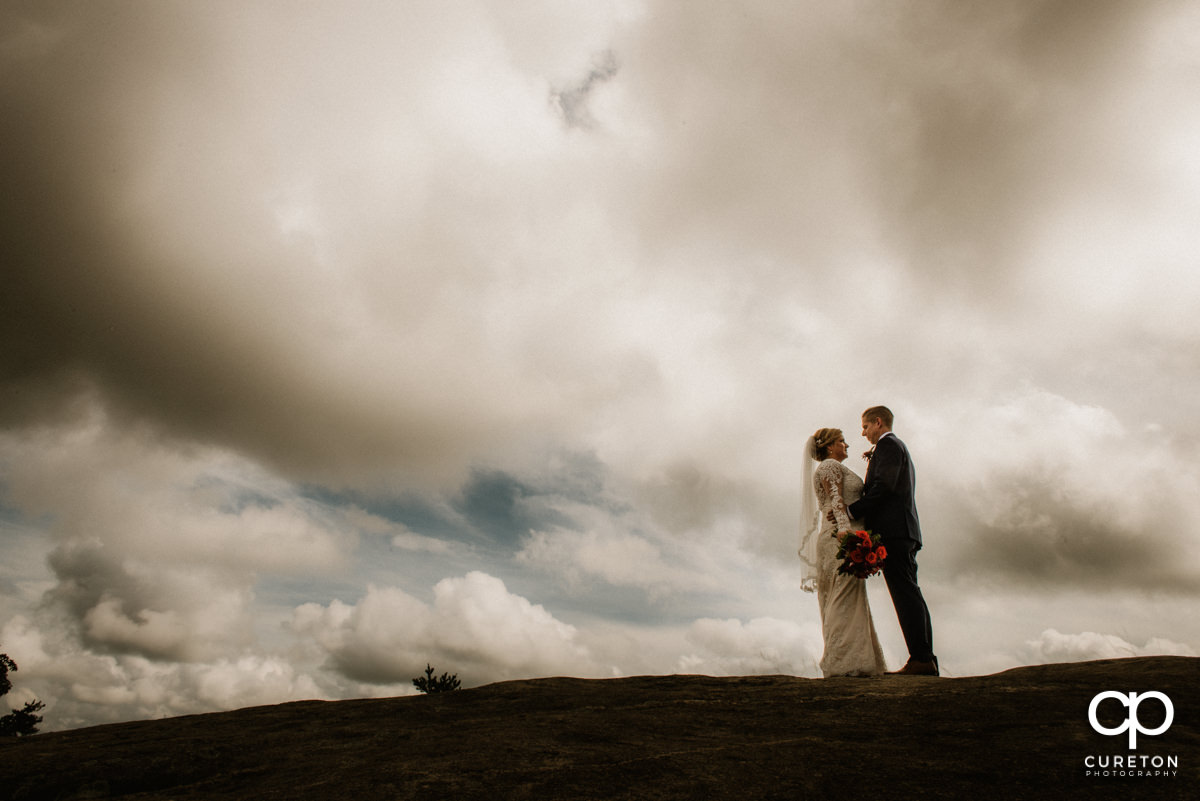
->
<box><xmin>798</xmin><ymin>435</ymin><xmax>821</xmax><ymax>592</ymax></box>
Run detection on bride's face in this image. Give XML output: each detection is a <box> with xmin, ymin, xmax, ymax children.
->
<box><xmin>829</xmin><ymin>437</ymin><xmax>848</xmax><ymax>461</ymax></box>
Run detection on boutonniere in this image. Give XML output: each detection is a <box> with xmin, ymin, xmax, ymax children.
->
<box><xmin>863</xmin><ymin>448</ymin><xmax>875</xmax><ymax>462</ymax></box>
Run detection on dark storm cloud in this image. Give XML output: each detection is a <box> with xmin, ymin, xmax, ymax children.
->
<box><xmin>0</xmin><ymin>3</ymin><xmax>534</xmax><ymax>486</ymax></box>
<box><xmin>0</xmin><ymin>6</ymin><xmax>290</xmax><ymax>428</ymax></box>
<box><xmin>3</xmin><ymin>0</ymin><xmax>1185</xmax><ymax>488</ymax></box>
<box><xmin>943</xmin><ymin>469</ymin><xmax>1198</xmax><ymax>594</ymax></box>
<box><xmin>45</xmin><ymin>539</ymin><xmax>254</xmax><ymax>662</ymax></box>
<box><xmin>614</xmin><ymin>0</ymin><xmax>1179</xmax><ymax>301</ymax></box>
<box><xmin>856</xmin><ymin>1</ymin><xmax>1157</xmax><ymax>284</ymax></box>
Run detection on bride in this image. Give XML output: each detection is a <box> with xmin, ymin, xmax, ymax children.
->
<box><xmin>799</xmin><ymin>427</ymin><xmax>887</xmax><ymax>677</ymax></box>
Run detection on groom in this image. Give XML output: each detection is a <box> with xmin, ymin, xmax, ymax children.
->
<box><xmin>847</xmin><ymin>406</ymin><xmax>938</xmax><ymax>676</ymax></box>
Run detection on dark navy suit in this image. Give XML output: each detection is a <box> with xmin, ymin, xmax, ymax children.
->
<box><xmin>848</xmin><ymin>432</ymin><xmax>934</xmax><ymax>664</ymax></box>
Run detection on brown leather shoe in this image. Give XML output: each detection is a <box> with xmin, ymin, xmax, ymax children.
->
<box><xmin>888</xmin><ymin>658</ymin><xmax>939</xmax><ymax>676</ymax></box>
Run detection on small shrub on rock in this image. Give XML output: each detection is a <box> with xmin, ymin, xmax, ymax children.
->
<box><xmin>412</xmin><ymin>664</ymin><xmax>461</xmax><ymax>694</ymax></box>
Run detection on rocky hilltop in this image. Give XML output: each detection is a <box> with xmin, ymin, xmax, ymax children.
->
<box><xmin>0</xmin><ymin>656</ymin><xmax>1195</xmax><ymax>800</ymax></box>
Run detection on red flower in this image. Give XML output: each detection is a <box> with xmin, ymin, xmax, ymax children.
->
<box><xmin>835</xmin><ymin>530</ymin><xmax>888</xmax><ymax>579</ymax></box>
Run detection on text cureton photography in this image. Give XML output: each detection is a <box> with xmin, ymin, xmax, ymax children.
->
<box><xmin>1084</xmin><ymin>690</ymin><xmax>1180</xmax><ymax>779</ymax></box>
<box><xmin>1084</xmin><ymin>754</ymin><xmax>1178</xmax><ymax>779</ymax></box>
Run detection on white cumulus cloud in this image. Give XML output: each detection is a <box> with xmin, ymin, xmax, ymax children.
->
<box><xmin>292</xmin><ymin>572</ymin><xmax>601</xmax><ymax>687</ymax></box>
<box><xmin>1025</xmin><ymin>629</ymin><xmax>1196</xmax><ymax>664</ymax></box>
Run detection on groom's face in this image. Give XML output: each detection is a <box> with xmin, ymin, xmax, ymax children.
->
<box><xmin>861</xmin><ymin>416</ymin><xmax>886</xmax><ymax>445</ymax></box>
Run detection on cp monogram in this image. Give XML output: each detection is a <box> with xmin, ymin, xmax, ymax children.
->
<box><xmin>1088</xmin><ymin>691</ymin><xmax>1174</xmax><ymax>749</ymax></box>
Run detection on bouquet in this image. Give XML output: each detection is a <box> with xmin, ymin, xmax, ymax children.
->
<box><xmin>836</xmin><ymin>530</ymin><xmax>887</xmax><ymax>579</ymax></box>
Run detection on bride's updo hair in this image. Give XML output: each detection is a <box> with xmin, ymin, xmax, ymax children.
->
<box><xmin>810</xmin><ymin>428</ymin><xmax>842</xmax><ymax>461</ymax></box>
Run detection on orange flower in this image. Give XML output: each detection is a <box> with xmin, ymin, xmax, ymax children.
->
<box><xmin>876</xmin><ymin>546</ymin><xmax>887</xmax><ymax>560</ymax></box>
<box><xmin>865</xmin><ymin>552</ymin><xmax>878</xmax><ymax>565</ymax></box>
<box><xmin>850</xmin><ymin>550</ymin><xmax>865</xmax><ymax>563</ymax></box>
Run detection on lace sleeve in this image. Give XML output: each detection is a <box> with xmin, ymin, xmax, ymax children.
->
<box><xmin>816</xmin><ymin>460</ymin><xmax>853</xmax><ymax>533</ymax></box>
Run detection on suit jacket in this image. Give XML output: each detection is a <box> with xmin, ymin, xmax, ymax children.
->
<box><xmin>848</xmin><ymin>433</ymin><xmax>922</xmax><ymax>547</ymax></box>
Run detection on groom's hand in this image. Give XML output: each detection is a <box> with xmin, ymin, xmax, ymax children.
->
<box><xmin>826</xmin><ymin>510</ymin><xmax>837</xmax><ymax>524</ymax></box>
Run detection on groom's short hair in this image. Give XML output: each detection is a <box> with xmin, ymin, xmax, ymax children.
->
<box><xmin>862</xmin><ymin>405</ymin><xmax>893</xmax><ymax>428</ymax></box>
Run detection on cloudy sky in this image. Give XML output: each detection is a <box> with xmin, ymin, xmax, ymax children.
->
<box><xmin>3</xmin><ymin>0</ymin><xmax>1199</xmax><ymax>731</ymax></box>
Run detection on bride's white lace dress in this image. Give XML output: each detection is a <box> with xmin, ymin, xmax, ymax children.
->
<box><xmin>812</xmin><ymin>459</ymin><xmax>887</xmax><ymax>677</ymax></box>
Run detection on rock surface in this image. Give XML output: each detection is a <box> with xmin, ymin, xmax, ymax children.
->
<box><xmin>0</xmin><ymin>656</ymin><xmax>1195</xmax><ymax>800</ymax></box>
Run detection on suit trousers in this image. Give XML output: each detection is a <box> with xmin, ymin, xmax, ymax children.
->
<box><xmin>881</xmin><ymin>540</ymin><xmax>934</xmax><ymax>663</ymax></box>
